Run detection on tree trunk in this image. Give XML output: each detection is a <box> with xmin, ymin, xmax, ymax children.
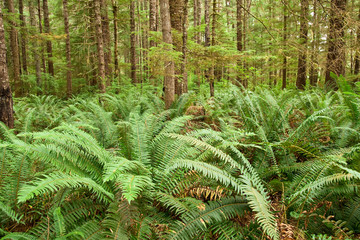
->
<box><xmin>43</xmin><ymin>0</ymin><xmax>54</xmax><ymax>77</ymax></box>
<box><xmin>0</xmin><ymin>6</ymin><xmax>15</xmax><ymax>129</ymax></box>
<box><xmin>112</xmin><ymin>0</ymin><xmax>119</xmax><ymax>77</ymax></box>
<box><xmin>5</xmin><ymin>0</ymin><xmax>22</xmax><ymax>97</ymax></box>
<box><xmin>354</xmin><ymin>7</ymin><xmax>360</xmax><ymax>81</ymax></box>
<box><xmin>29</xmin><ymin>0</ymin><xmax>42</xmax><ymax>92</ymax></box>
<box><xmin>181</xmin><ymin>0</ymin><xmax>189</xmax><ymax>93</ymax></box>
<box><xmin>37</xmin><ymin>0</ymin><xmax>46</xmax><ymax>74</ymax></box>
<box><xmin>130</xmin><ymin>0</ymin><xmax>137</xmax><ymax>84</ymax></box>
<box><xmin>160</xmin><ymin>0</ymin><xmax>175</xmax><ymax>109</ymax></box>
<box><xmin>149</xmin><ymin>0</ymin><xmax>157</xmax><ymax>48</ymax></box>
<box><xmin>325</xmin><ymin>0</ymin><xmax>347</xmax><ymax>90</ymax></box>
<box><xmin>282</xmin><ymin>0</ymin><xmax>287</xmax><ymax>89</ymax></box>
<box><xmin>236</xmin><ymin>0</ymin><xmax>243</xmax><ymax>87</ymax></box>
<box><xmin>169</xmin><ymin>0</ymin><xmax>185</xmax><ymax>96</ymax></box>
<box><xmin>94</xmin><ymin>0</ymin><xmax>106</xmax><ymax>93</ymax></box>
<box><xmin>194</xmin><ymin>0</ymin><xmax>201</xmax><ymax>44</ymax></box>
<box><xmin>209</xmin><ymin>0</ymin><xmax>217</xmax><ymax>97</ymax></box>
<box><xmin>296</xmin><ymin>0</ymin><xmax>309</xmax><ymax>90</ymax></box>
<box><xmin>19</xmin><ymin>0</ymin><xmax>28</xmax><ymax>75</ymax></box>
<box><xmin>63</xmin><ymin>0</ymin><xmax>72</xmax><ymax>98</ymax></box>
<box><xmin>309</xmin><ymin>0</ymin><xmax>319</xmax><ymax>86</ymax></box>
<box><xmin>204</xmin><ymin>0</ymin><xmax>210</xmax><ymax>47</ymax></box>
<box><xmin>101</xmin><ymin>0</ymin><xmax>112</xmax><ymax>84</ymax></box>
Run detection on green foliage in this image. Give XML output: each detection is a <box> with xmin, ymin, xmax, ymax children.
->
<box><xmin>2</xmin><ymin>86</ymin><xmax>360</xmax><ymax>240</ymax></box>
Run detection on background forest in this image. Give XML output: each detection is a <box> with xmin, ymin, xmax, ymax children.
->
<box><xmin>1</xmin><ymin>0</ymin><xmax>360</xmax><ymax>239</ymax></box>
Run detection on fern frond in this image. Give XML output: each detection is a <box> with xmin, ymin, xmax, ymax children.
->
<box><xmin>18</xmin><ymin>172</ymin><xmax>114</xmax><ymax>203</ymax></box>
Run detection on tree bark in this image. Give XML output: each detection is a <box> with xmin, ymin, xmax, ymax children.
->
<box><xmin>309</xmin><ymin>0</ymin><xmax>319</xmax><ymax>86</ymax></box>
<box><xmin>325</xmin><ymin>0</ymin><xmax>347</xmax><ymax>90</ymax></box>
<box><xmin>236</xmin><ymin>0</ymin><xmax>243</xmax><ymax>87</ymax></box>
<box><xmin>63</xmin><ymin>0</ymin><xmax>72</xmax><ymax>98</ymax></box>
<box><xmin>149</xmin><ymin>0</ymin><xmax>157</xmax><ymax>48</ymax></box>
<box><xmin>354</xmin><ymin>7</ymin><xmax>360</xmax><ymax>81</ymax></box>
<box><xmin>130</xmin><ymin>0</ymin><xmax>137</xmax><ymax>84</ymax></box>
<box><xmin>169</xmin><ymin>0</ymin><xmax>185</xmax><ymax>95</ymax></box>
<box><xmin>181</xmin><ymin>0</ymin><xmax>189</xmax><ymax>93</ymax></box>
<box><xmin>101</xmin><ymin>0</ymin><xmax>112</xmax><ymax>84</ymax></box>
<box><xmin>29</xmin><ymin>0</ymin><xmax>42</xmax><ymax>92</ymax></box>
<box><xmin>112</xmin><ymin>0</ymin><xmax>119</xmax><ymax>77</ymax></box>
<box><xmin>0</xmin><ymin>6</ymin><xmax>14</xmax><ymax>129</ymax></box>
<box><xmin>43</xmin><ymin>0</ymin><xmax>54</xmax><ymax>77</ymax></box>
<box><xmin>5</xmin><ymin>0</ymin><xmax>22</xmax><ymax>97</ymax></box>
<box><xmin>209</xmin><ymin>0</ymin><xmax>217</xmax><ymax>97</ymax></box>
<box><xmin>204</xmin><ymin>0</ymin><xmax>210</xmax><ymax>47</ymax></box>
<box><xmin>37</xmin><ymin>0</ymin><xmax>46</xmax><ymax>74</ymax></box>
<box><xmin>19</xmin><ymin>0</ymin><xmax>28</xmax><ymax>75</ymax></box>
<box><xmin>296</xmin><ymin>0</ymin><xmax>309</xmax><ymax>90</ymax></box>
<box><xmin>94</xmin><ymin>0</ymin><xmax>106</xmax><ymax>93</ymax></box>
<box><xmin>282</xmin><ymin>0</ymin><xmax>287</xmax><ymax>89</ymax></box>
<box><xmin>160</xmin><ymin>0</ymin><xmax>175</xmax><ymax>109</ymax></box>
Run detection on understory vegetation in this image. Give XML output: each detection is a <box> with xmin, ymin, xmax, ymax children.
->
<box><xmin>1</xmin><ymin>82</ymin><xmax>360</xmax><ymax>240</ymax></box>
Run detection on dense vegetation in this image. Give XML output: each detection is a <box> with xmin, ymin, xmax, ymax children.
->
<box><xmin>0</xmin><ymin>81</ymin><xmax>359</xmax><ymax>239</ymax></box>
<box><xmin>1</xmin><ymin>0</ymin><xmax>360</xmax><ymax>239</ymax></box>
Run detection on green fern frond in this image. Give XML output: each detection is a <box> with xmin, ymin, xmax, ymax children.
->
<box><xmin>18</xmin><ymin>172</ymin><xmax>114</xmax><ymax>203</ymax></box>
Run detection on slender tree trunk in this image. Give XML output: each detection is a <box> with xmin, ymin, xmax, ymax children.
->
<box><xmin>325</xmin><ymin>0</ymin><xmax>347</xmax><ymax>90</ymax></box>
<box><xmin>112</xmin><ymin>0</ymin><xmax>119</xmax><ymax>77</ymax></box>
<box><xmin>43</xmin><ymin>0</ymin><xmax>54</xmax><ymax>77</ymax></box>
<box><xmin>309</xmin><ymin>0</ymin><xmax>319</xmax><ymax>86</ymax></box>
<box><xmin>296</xmin><ymin>0</ymin><xmax>309</xmax><ymax>90</ymax></box>
<box><xmin>5</xmin><ymin>0</ymin><xmax>22</xmax><ymax>97</ymax></box>
<box><xmin>149</xmin><ymin>0</ymin><xmax>157</xmax><ymax>48</ymax></box>
<box><xmin>130</xmin><ymin>0</ymin><xmax>137</xmax><ymax>84</ymax></box>
<box><xmin>236</xmin><ymin>0</ymin><xmax>243</xmax><ymax>87</ymax></box>
<box><xmin>160</xmin><ymin>0</ymin><xmax>175</xmax><ymax>108</ymax></box>
<box><xmin>101</xmin><ymin>0</ymin><xmax>112</xmax><ymax>84</ymax></box>
<box><xmin>209</xmin><ymin>0</ymin><xmax>217</xmax><ymax>97</ymax></box>
<box><xmin>37</xmin><ymin>0</ymin><xmax>46</xmax><ymax>74</ymax></box>
<box><xmin>63</xmin><ymin>0</ymin><xmax>72</xmax><ymax>98</ymax></box>
<box><xmin>94</xmin><ymin>0</ymin><xmax>106</xmax><ymax>93</ymax></box>
<box><xmin>0</xmin><ymin>6</ymin><xmax>14</xmax><ymax>129</ymax></box>
<box><xmin>282</xmin><ymin>1</ymin><xmax>287</xmax><ymax>89</ymax></box>
<box><xmin>29</xmin><ymin>0</ymin><xmax>42</xmax><ymax>92</ymax></box>
<box><xmin>19</xmin><ymin>0</ymin><xmax>28</xmax><ymax>75</ymax></box>
<box><xmin>204</xmin><ymin>0</ymin><xmax>210</xmax><ymax>47</ymax></box>
<box><xmin>169</xmin><ymin>0</ymin><xmax>185</xmax><ymax>96</ymax></box>
<box><xmin>181</xmin><ymin>0</ymin><xmax>189</xmax><ymax>93</ymax></box>
<box><xmin>354</xmin><ymin>7</ymin><xmax>360</xmax><ymax>81</ymax></box>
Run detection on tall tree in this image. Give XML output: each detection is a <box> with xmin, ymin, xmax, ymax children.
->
<box><xmin>5</xmin><ymin>0</ymin><xmax>21</xmax><ymax>97</ymax></box>
<box><xmin>236</xmin><ymin>0</ymin><xmax>243</xmax><ymax>87</ymax></box>
<box><xmin>29</xmin><ymin>0</ymin><xmax>42</xmax><ymax>91</ymax></box>
<box><xmin>94</xmin><ymin>0</ymin><xmax>106</xmax><ymax>93</ymax></box>
<box><xmin>296</xmin><ymin>0</ymin><xmax>309</xmax><ymax>90</ymax></box>
<box><xmin>0</xmin><ymin>5</ymin><xmax>14</xmax><ymax>129</ymax></box>
<box><xmin>43</xmin><ymin>0</ymin><xmax>54</xmax><ymax>76</ymax></box>
<box><xmin>160</xmin><ymin>0</ymin><xmax>175</xmax><ymax>108</ymax></box>
<box><xmin>169</xmin><ymin>0</ymin><xmax>187</xmax><ymax>95</ymax></box>
<box><xmin>101</xmin><ymin>0</ymin><xmax>112</xmax><ymax>84</ymax></box>
<box><xmin>325</xmin><ymin>0</ymin><xmax>347</xmax><ymax>89</ymax></box>
<box><xmin>130</xmin><ymin>0</ymin><xmax>137</xmax><ymax>84</ymax></box>
<box><xmin>63</xmin><ymin>0</ymin><xmax>72</xmax><ymax>98</ymax></box>
<box><xmin>193</xmin><ymin>0</ymin><xmax>201</xmax><ymax>44</ymax></box>
<box><xmin>309</xmin><ymin>0</ymin><xmax>319</xmax><ymax>86</ymax></box>
<box><xmin>282</xmin><ymin>0</ymin><xmax>288</xmax><ymax>89</ymax></box>
<box><xmin>19</xmin><ymin>0</ymin><xmax>28</xmax><ymax>75</ymax></box>
<box><xmin>112</xmin><ymin>0</ymin><xmax>119</xmax><ymax>76</ymax></box>
<box><xmin>149</xmin><ymin>0</ymin><xmax>157</xmax><ymax>48</ymax></box>
<box><xmin>204</xmin><ymin>0</ymin><xmax>210</xmax><ymax>47</ymax></box>
<box><xmin>37</xmin><ymin>0</ymin><xmax>46</xmax><ymax>74</ymax></box>
<box><xmin>354</xmin><ymin>7</ymin><xmax>360</xmax><ymax>81</ymax></box>
<box><xmin>181</xmin><ymin>0</ymin><xmax>189</xmax><ymax>93</ymax></box>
